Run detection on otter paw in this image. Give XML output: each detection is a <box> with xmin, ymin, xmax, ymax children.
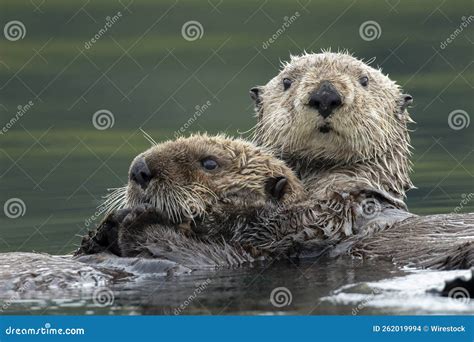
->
<box><xmin>120</xmin><ymin>204</ymin><xmax>164</xmax><ymax>233</ymax></box>
<box><xmin>75</xmin><ymin>208</ymin><xmax>132</xmax><ymax>256</ymax></box>
<box><xmin>110</xmin><ymin>208</ymin><xmax>133</xmax><ymax>225</ymax></box>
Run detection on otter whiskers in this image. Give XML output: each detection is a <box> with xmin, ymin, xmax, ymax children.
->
<box><xmin>102</xmin><ymin>186</ymin><xmax>128</xmax><ymax>213</ymax></box>
<box><xmin>140</xmin><ymin>128</ymin><xmax>159</xmax><ymax>146</ymax></box>
<box><xmin>144</xmin><ymin>182</ymin><xmax>217</xmax><ymax>224</ymax></box>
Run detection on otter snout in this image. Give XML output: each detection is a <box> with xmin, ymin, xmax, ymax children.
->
<box><xmin>308</xmin><ymin>81</ymin><xmax>342</xmax><ymax>118</ymax></box>
<box><xmin>130</xmin><ymin>157</ymin><xmax>152</xmax><ymax>190</ymax></box>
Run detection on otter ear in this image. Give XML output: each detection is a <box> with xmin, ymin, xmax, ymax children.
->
<box><xmin>250</xmin><ymin>86</ymin><xmax>264</xmax><ymax>119</ymax></box>
<box><xmin>249</xmin><ymin>86</ymin><xmax>263</xmax><ymax>103</ymax></box>
<box><xmin>401</xmin><ymin>94</ymin><xmax>413</xmax><ymax>111</ymax></box>
<box><xmin>265</xmin><ymin>176</ymin><xmax>289</xmax><ymax>201</ymax></box>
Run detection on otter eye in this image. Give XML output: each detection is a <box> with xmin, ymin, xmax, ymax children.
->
<box><xmin>282</xmin><ymin>78</ymin><xmax>292</xmax><ymax>90</ymax></box>
<box><xmin>201</xmin><ymin>158</ymin><xmax>219</xmax><ymax>171</ymax></box>
<box><xmin>359</xmin><ymin>76</ymin><xmax>369</xmax><ymax>87</ymax></box>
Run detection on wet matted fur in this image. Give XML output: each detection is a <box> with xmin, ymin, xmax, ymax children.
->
<box><xmin>250</xmin><ymin>51</ymin><xmax>414</xmax><ymax>206</ymax></box>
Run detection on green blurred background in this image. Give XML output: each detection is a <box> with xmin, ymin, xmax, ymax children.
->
<box><xmin>0</xmin><ymin>0</ymin><xmax>473</xmax><ymax>254</ymax></box>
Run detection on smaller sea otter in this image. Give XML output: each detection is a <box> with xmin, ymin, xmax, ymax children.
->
<box><xmin>76</xmin><ymin>134</ymin><xmax>418</xmax><ymax>267</ymax></box>
<box><xmin>77</xmin><ymin>134</ymin><xmax>474</xmax><ymax>271</ymax></box>
<box><xmin>77</xmin><ymin>134</ymin><xmax>404</xmax><ymax>266</ymax></box>
<box><xmin>116</xmin><ymin>133</ymin><xmax>312</xmax><ymax>260</ymax></box>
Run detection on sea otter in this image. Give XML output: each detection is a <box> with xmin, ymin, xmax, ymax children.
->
<box><xmin>248</xmin><ymin>51</ymin><xmax>474</xmax><ymax>269</ymax></box>
<box><xmin>250</xmin><ymin>51</ymin><xmax>414</xmax><ymax>208</ymax></box>
<box><xmin>76</xmin><ymin>134</ymin><xmax>474</xmax><ymax>272</ymax></box>
<box><xmin>77</xmin><ymin>134</ymin><xmax>411</xmax><ymax>267</ymax></box>
<box><xmin>78</xmin><ymin>53</ymin><xmax>422</xmax><ymax>267</ymax></box>
<box><xmin>75</xmin><ymin>54</ymin><xmax>473</xmax><ymax>272</ymax></box>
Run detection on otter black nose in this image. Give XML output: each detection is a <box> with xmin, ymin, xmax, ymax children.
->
<box><xmin>308</xmin><ymin>81</ymin><xmax>342</xmax><ymax>118</ymax></box>
<box><xmin>130</xmin><ymin>157</ymin><xmax>152</xmax><ymax>190</ymax></box>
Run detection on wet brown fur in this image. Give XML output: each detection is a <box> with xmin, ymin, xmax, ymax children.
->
<box><xmin>251</xmin><ymin>51</ymin><xmax>414</xmax><ymax>205</ymax></box>
<box><xmin>249</xmin><ymin>51</ymin><xmax>474</xmax><ymax>270</ymax></box>
<box><xmin>76</xmin><ymin>134</ymin><xmax>474</xmax><ymax>271</ymax></box>
<box><xmin>77</xmin><ymin>134</ymin><xmax>412</xmax><ymax>267</ymax></box>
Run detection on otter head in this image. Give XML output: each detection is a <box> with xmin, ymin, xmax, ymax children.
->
<box><xmin>122</xmin><ymin>134</ymin><xmax>306</xmax><ymax>225</ymax></box>
<box><xmin>250</xmin><ymin>52</ymin><xmax>414</xmax><ymax>165</ymax></box>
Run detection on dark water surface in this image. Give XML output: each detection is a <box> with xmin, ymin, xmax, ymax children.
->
<box><xmin>0</xmin><ymin>257</ymin><xmax>408</xmax><ymax>315</ymax></box>
<box><xmin>0</xmin><ymin>0</ymin><xmax>473</xmax><ymax>314</ymax></box>
<box><xmin>3</xmin><ymin>255</ymin><xmax>473</xmax><ymax>315</ymax></box>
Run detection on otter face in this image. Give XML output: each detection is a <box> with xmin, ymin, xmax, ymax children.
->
<box><xmin>251</xmin><ymin>52</ymin><xmax>413</xmax><ymax>164</ymax></box>
<box><xmin>122</xmin><ymin>134</ymin><xmax>305</xmax><ymax>224</ymax></box>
